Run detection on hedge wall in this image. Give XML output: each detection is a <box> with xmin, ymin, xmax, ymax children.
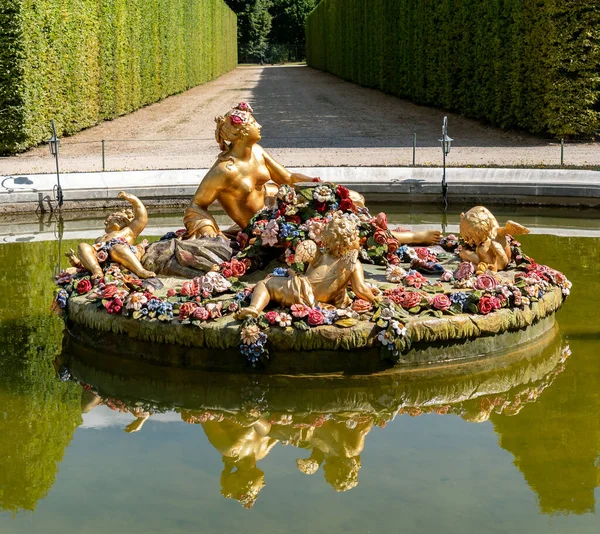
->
<box><xmin>0</xmin><ymin>0</ymin><xmax>237</xmax><ymax>154</ymax></box>
<box><xmin>306</xmin><ymin>0</ymin><xmax>600</xmax><ymax>138</ymax></box>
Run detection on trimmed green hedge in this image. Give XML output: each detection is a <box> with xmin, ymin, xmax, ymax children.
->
<box><xmin>0</xmin><ymin>0</ymin><xmax>237</xmax><ymax>154</ymax></box>
<box><xmin>306</xmin><ymin>0</ymin><xmax>600</xmax><ymax>138</ymax></box>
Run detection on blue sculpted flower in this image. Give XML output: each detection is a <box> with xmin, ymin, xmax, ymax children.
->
<box><xmin>56</xmin><ymin>289</ymin><xmax>69</xmax><ymax>309</ymax></box>
<box><xmin>240</xmin><ymin>344</ymin><xmax>251</xmax><ymax>356</ymax></box>
<box><xmin>272</xmin><ymin>267</ymin><xmax>289</xmax><ymax>277</ymax></box>
<box><xmin>160</xmin><ymin>232</ymin><xmax>177</xmax><ymax>241</ymax></box>
<box><xmin>322</xmin><ymin>310</ymin><xmax>336</xmax><ymax>325</ymax></box>
<box><xmin>157</xmin><ymin>302</ymin><xmax>174</xmax><ymax>317</ymax></box>
<box><xmin>147</xmin><ymin>299</ymin><xmax>161</xmax><ymax>311</ymax></box>
<box><xmin>450</xmin><ymin>291</ymin><xmax>469</xmax><ymax>311</ymax></box>
<box><xmin>330</xmin><ymin>202</ymin><xmax>339</xmax><ymax>211</ymax></box>
<box><xmin>397</xmin><ymin>245</ymin><xmax>410</xmax><ymax>261</ymax></box>
<box><xmin>250</xmin><ymin>343</ymin><xmax>264</xmax><ymax>357</ymax></box>
<box><xmin>257</xmin><ymin>332</ymin><xmax>268</xmax><ymax>345</ymax></box>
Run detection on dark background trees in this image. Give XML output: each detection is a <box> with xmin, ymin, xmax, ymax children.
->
<box><xmin>225</xmin><ymin>0</ymin><xmax>322</xmax><ymax>62</ymax></box>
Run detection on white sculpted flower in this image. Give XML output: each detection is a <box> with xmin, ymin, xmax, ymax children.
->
<box><xmin>313</xmin><ymin>185</ymin><xmax>335</xmax><ymax>203</ymax></box>
<box><xmin>386</xmin><ymin>264</ymin><xmax>407</xmax><ymax>283</ymax></box>
<box><xmin>201</xmin><ymin>271</ymin><xmax>231</xmax><ymax>293</ymax></box>
<box><xmin>260</xmin><ymin>219</ymin><xmax>280</xmax><ymax>247</ymax></box>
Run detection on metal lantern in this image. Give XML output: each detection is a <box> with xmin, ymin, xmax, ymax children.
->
<box><xmin>439</xmin><ymin>116</ymin><xmax>452</xmax><ymax>211</ymax></box>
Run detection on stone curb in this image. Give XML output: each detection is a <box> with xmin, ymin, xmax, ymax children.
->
<box><xmin>1</xmin><ymin>167</ymin><xmax>599</xmax><ymax>212</ymax></box>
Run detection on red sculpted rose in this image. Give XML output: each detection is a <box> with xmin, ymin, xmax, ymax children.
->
<box><xmin>375</xmin><ymin>212</ymin><xmax>388</xmax><ymax>230</ymax></box>
<box><xmin>340</xmin><ymin>198</ymin><xmax>355</xmax><ymax>212</ymax></box>
<box><xmin>230</xmin><ymin>114</ymin><xmax>244</xmax><ymax>125</ymax></box>
<box><xmin>401</xmin><ymin>291</ymin><xmax>422</xmax><ymax>309</ymax></box>
<box><xmin>181</xmin><ymin>280</ymin><xmax>198</xmax><ymax>296</ymax></box>
<box><xmin>431</xmin><ymin>294</ymin><xmax>451</xmax><ymax>311</ymax></box>
<box><xmin>166</xmin><ymin>288</ymin><xmax>177</xmax><ymax>297</ymax></box>
<box><xmin>76</xmin><ymin>279</ymin><xmax>92</xmax><ymax>294</ymax></box>
<box><xmin>351</xmin><ymin>299</ymin><xmax>373</xmax><ymax>313</ymax></box>
<box><xmin>335</xmin><ymin>184</ymin><xmax>350</xmax><ymax>199</ymax></box>
<box><xmin>373</xmin><ymin>230</ymin><xmax>388</xmax><ymax>246</ymax></box>
<box><xmin>478</xmin><ymin>295</ymin><xmax>501</xmax><ymax>315</ymax></box>
<box><xmin>231</xmin><ymin>259</ymin><xmax>246</xmax><ymax>278</ymax></box>
<box><xmin>387</xmin><ymin>238</ymin><xmax>399</xmax><ymax>253</ymax></box>
<box><xmin>474</xmin><ymin>274</ymin><xmax>498</xmax><ymax>291</ymax></box>
<box><xmin>314</xmin><ymin>201</ymin><xmax>327</xmax><ymax>213</ymax></box>
<box><xmin>100</xmin><ymin>284</ymin><xmax>118</xmax><ymax>299</ymax></box>
<box><xmin>286</xmin><ymin>215</ymin><xmax>301</xmax><ymax>224</ymax></box>
<box><xmin>307</xmin><ymin>308</ymin><xmax>325</xmax><ymax>326</ymax></box>
<box><xmin>178</xmin><ymin>302</ymin><xmax>198</xmax><ymax>321</ymax></box>
<box><xmin>386</xmin><ymin>253</ymin><xmax>400</xmax><ymax>265</ymax></box>
<box><xmin>106</xmin><ymin>297</ymin><xmax>123</xmax><ymax>314</ymax></box>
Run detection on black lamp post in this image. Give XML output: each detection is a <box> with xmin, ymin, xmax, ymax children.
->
<box><xmin>49</xmin><ymin>119</ymin><xmax>64</xmax><ymax>208</ymax></box>
<box><xmin>439</xmin><ymin>116</ymin><xmax>453</xmax><ymax>211</ymax></box>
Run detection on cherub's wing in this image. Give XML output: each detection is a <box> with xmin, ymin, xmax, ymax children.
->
<box><xmin>499</xmin><ymin>220</ymin><xmax>530</xmax><ymax>237</ymax></box>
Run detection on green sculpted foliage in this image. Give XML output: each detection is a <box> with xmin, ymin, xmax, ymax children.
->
<box><xmin>0</xmin><ymin>0</ymin><xmax>237</xmax><ymax>154</ymax></box>
<box><xmin>306</xmin><ymin>0</ymin><xmax>600</xmax><ymax>138</ymax></box>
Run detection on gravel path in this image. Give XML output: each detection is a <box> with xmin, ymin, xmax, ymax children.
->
<box><xmin>1</xmin><ymin>65</ymin><xmax>599</xmax><ymax>175</ymax></box>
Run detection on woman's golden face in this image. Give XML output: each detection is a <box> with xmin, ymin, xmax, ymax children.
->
<box><xmin>245</xmin><ymin>118</ymin><xmax>262</xmax><ymax>143</ymax></box>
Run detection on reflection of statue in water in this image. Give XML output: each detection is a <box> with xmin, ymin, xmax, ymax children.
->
<box><xmin>183</xmin><ymin>102</ymin><xmax>440</xmax><ymax>245</ymax></box>
<box><xmin>236</xmin><ymin>216</ymin><xmax>377</xmax><ymax>318</ymax></box>
<box><xmin>182</xmin><ymin>411</ymin><xmax>276</xmax><ymax>508</ymax></box>
<box><xmin>459</xmin><ymin>206</ymin><xmax>529</xmax><ymax>272</ymax></box>
<box><xmin>80</xmin><ymin>389</ymin><xmax>151</xmax><ymax>433</ymax></box>
<box><xmin>294</xmin><ymin>418</ymin><xmax>373</xmax><ymax>492</ymax></box>
<box><xmin>70</xmin><ymin>191</ymin><xmax>155</xmax><ymax>279</ymax></box>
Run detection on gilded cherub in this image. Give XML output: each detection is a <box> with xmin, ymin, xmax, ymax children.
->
<box><xmin>236</xmin><ymin>215</ymin><xmax>377</xmax><ymax>318</ymax></box>
<box><xmin>459</xmin><ymin>206</ymin><xmax>529</xmax><ymax>272</ymax></box>
<box><xmin>69</xmin><ymin>191</ymin><xmax>155</xmax><ymax>279</ymax></box>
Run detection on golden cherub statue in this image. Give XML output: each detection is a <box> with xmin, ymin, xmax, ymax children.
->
<box><xmin>459</xmin><ymin>206</ymin><xmax>529</xmax><ymax>272</ymax></box>
<box><xmin>236</xmin><ymin>215</ymin><xmax>377</xmax><ymax>318</ymax></box>
<box><xmin>69</xmin><ymin>191</ymin><xmax>155</xmax><ymax>279</ymax></box>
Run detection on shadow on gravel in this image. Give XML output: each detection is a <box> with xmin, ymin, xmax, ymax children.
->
<box><xmin>249</xmin><ymin>65</ymin><xmax>546</xmax><ymax>150</ymax></box>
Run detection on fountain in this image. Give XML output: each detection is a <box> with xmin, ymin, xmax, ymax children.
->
<box><xmin>53</xmin><ymin>103</ymin><xmax>571</xmax><ymax>373</ymax></box>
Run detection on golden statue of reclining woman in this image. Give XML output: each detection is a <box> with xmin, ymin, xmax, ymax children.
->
<box><xmin>183</xmin><ymin>102</ymin><xmax>441</xmax><ymax>246</ymax></box>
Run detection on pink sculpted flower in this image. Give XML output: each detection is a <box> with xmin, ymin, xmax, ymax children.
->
<box><xmin>237</xmin><ymin>102</ymin><xmax>253</xmax><ymax>112</ymax></box>
<box><xmin>400</xmin><ymin>291</ymin><xmax>422</xmax><ymax>309</ymax></box>
<box><xmin>96</xmin><ymin>250</ymin><xmax>109</xmax><ymax>262</ymax></box>
<box><xmin>307</xmin><ymin>308</ymin><xmax>325</xmax><ymax>326</ymax></box>
<box><xmin>373</xmin><ymin>230</ymin><xmax>388</xmax><ymax>246</ymax></box>
<box><xmin>351</xmin><ymin>299</ymin><xmax>373</xmax><ymax>314</ymax></box>
<box><xmin>415</xmin><ymin>247</ymin><xmax>437</xmax><ymax>262</ymax></box>
<box><xmin>191</xmin><ymin>306</ymin><xmax>210</xmax><ymax>321</ymax></box>
<box><xmin>264</xmin><ymin>310</ymin><xmax>281</xmax><ymax>325</ymax></box>
<box><xmin>166</xmin><ymin>288</ymin><xmax>177</xmax><ymax>297</ymax></box>
<box><xmin>474</xmin><ymin>274</ymin><xmax>499</xmax><ymax>291</ymax></box>
<box><xmin>440</xmin><ymin>270</ymin><xmax>453</xmax><ymax>282</ymax></box>
<box><xmin>406</xmin><ymin>272</ymin><xmax>428</xmax><ymax>289</ymax></box>
<box><xmin>375</xmin><ymin>212</ymin><xmax>388</xmax><ymax>230</ymax></box>
<box><xmin>454</xmin><ymin>262</ymin><xmax>475</xmax><ymax>281</ymax></box>
<box><xmin>291</xmin><ymin>303</ymin><xmax>311</xmax><ymax>318</ymax></box>
<box><xmin>230</xmin><ymin>114</ymin><xmax>244</xmax><ymax>126</ymax></box>
<box><xmin>431</xmin><ymin>294</ymin><xmax>451</xmax><ymax>311</ymax></box>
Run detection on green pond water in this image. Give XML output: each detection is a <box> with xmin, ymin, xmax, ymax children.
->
<box><xmin>1</xmin><ymin>207</ymin><xmax>599</xmax><ymax>533</ymax></box>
